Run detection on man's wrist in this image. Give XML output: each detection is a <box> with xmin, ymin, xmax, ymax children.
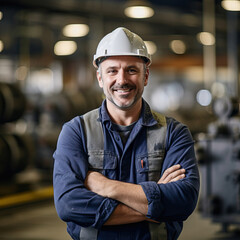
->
<box><xmin>104</xmin><ymin>179</ymin><xmax>119</xmax><ymax>199</ymax></box>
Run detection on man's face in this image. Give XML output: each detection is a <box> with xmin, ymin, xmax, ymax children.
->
<box><xmin>97</xmin><ymin>56</ymin><xmax>149</xmax><ymax>110</ymax></box>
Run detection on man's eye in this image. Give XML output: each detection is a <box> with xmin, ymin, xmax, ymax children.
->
<box><xmin>128</xmin><ymin>69</ymin><xmax>137</xmax><ymax>74</ymax></box>
<box><xmin>108</xmin><ymin>69</ymin><xmax>117</xmax><ymax>74</ymax></box>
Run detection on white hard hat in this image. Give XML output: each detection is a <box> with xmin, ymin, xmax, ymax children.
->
<box><xmin>93</xmin><ymin>27</ymin><xmax>151</xmax><ymax>68</ymax></box>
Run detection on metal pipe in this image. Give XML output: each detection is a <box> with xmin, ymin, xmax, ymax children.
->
<box><xmin>227</xmin><ymin>11</ymin><xmax>239</xmax><ymax>98</ymax></box>
<box><xmin>203</xmin><ymin>0</ymin><xmax>216</xmax><ymax>90</ymax></box>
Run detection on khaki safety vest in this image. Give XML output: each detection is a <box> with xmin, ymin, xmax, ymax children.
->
<box><xmin>80</xmin><ymin>109</ymin><xmax>168</xmax><ymax>240</ymax></box>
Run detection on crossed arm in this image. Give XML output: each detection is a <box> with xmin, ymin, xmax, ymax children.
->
<box><xmin>84</xmin><ymin>164</ymin><xmax>185</xmax><ymax>225</ymax></box>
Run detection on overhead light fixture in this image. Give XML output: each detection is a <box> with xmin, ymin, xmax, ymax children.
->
<box><xmin>124</xmin><ymin>0</ymin><xmax>154</xmax><ymax>19</ymax></box>
<box><xmin>197</xmin><ymin>32</ymin><xmax>215</xmax><ymax>46</ymax></box>
<box><xmin>170</xmin><ymin>40</ymin><xmax>186</xmax><ymax>54</ymax></box>
<box><xmin>196</xmin><ymin>89</ymin><xmax>212</xmax><ymax>106</ymax></box>
<box><xmin>144</xmin><ymin>41</ymin><xmax>157</xmax><ymax>55</ymax></box>
<box><xmin>221</xmin><ymin>0</ymin><xmax>240</xmax><ymax>11</ymax></box>
<box><xmin>62</xmin><ymin>24</ymin><xmax>89</xmax><ymax>37</ymax></box>
<box><xmin>0</xmin><ymin>11</ymin><xmax>2</xmax><ymax>21</ymax></box>
<box><xmin>54</xmin><ymin>41</ymin><xmax>77</xmax><ymax>56</ymax></box>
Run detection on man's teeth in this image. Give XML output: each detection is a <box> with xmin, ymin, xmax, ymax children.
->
<box><xmin>116</xmin><ymin>89</ymin><xmax>130</xmax><ymax>93</ymax></box>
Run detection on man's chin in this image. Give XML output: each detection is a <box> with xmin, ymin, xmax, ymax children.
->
<box><xmin>106</xmin><ymin>95</ymin><xmax>139</xmax><ymax>110</ymax></box>
<box><xmin>113</xmin><ymin>100</ymin><xmax>135</xmax><ymax>110</ymax></box>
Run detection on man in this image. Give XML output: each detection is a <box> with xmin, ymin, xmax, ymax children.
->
<box><xmin>53</xmin><ymin>27</ymin><xmax>200</xmax><ymax>240</ymax></box>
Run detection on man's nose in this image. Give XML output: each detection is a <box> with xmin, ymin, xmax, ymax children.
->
<box><xmin>117</xmin><ymin>70</ymin><xmax>127</xmax><ymax>84</ymax></box>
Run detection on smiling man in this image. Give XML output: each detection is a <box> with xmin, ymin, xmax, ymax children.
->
<box><xmin>97</xmin><ymin>56</ymin><xmax>148</xmax><ymax>125</ymax></box>
<box><xmin>53</xmin><ymin>27</ymin><xmax>200</xmax><ymax>240</ymax></box>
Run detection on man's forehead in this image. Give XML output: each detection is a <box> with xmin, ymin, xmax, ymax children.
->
<box><xmin>101</xmin><ymin>55</ymin><xmax>144</xmax><ymax>67</ymax></box>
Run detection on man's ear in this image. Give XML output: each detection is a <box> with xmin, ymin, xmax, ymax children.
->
<box><xmin>144</xmin><ymin>68</ymin><xmax>149</xmax><ymax>86</ymax></box>
<box><xmin>96</xmin><ymin>71</ymin><xmax>103</xmax><ymax>88</ymax></box>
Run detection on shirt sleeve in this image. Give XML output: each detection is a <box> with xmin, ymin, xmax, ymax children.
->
<box><xmin>53</xmin><ymin>117</ymin><xmax>118</xmax><ymax>229</ymax></box>
<box><xmin>140</xmin><ymin>118</ymin><xmax>200</xmax><ymax>222</ymax></box>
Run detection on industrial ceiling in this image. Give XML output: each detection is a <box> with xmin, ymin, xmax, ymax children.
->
<box><xmin>0</xmin><ymin>0</ymin><xmax>236</xmax><ymax>67</ymax></box>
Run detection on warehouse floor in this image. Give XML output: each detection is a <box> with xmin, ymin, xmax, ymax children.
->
<box><xmin>0</xmin><ymin>199</ymin><xmax>240</xmax><ymax>240</ymax></box>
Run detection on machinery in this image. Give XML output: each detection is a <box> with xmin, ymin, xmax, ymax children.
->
<box><xmin>196</xmin><ymin>97</ymin><xmax>240</xmax><ymax>232</ymax></box>
<box><xmin>0</xmin><ymin>82</ymin><xmax>102</xmax><ymax>181</ymax></box>
<box><xmin>0</xmin><ymin>83</ymin><xmax>32</xmax><ymax>180</ymax></box>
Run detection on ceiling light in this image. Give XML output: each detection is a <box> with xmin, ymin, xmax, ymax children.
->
<box><xmin>144</xmin><ymin>41</ymin><xmax>157</xmax><ymax>55</ymax></box>
<box><xmin>0</xmin><ymin>40</ymin><xmax>4</xmax><ymax>52</ymax></box>
<box><xmin>124</xmin><ymin>0</ymin><xmax>154</xmax><ymax>19</ymax></box>
<box><xmin>54</xmin><ymin>41</ymin><xmax>77</xmax><ymax>56</ymax></box>
<box><xmin>196</xmin><ymin>89</ymin><xmax>212</xmax><ymax>106</ymax></box>
<box><xmin>221</xmin><ymin>0</ymin><xmax>240</xmax><ymax>11</ymax></box>
<box><xmin>63</xmin><ymin>24</ymin><xmax>89</xmax><ymax>37</ymax></box>
<box><xmin>170</xmin><ymin>40</ymin><xmax>186</xmax><ymax>54</ymax></box>
<box><xmin>0</xmin><ymin>11</ymin><xmax>2</xmax><ymax>21</ymax></box>
<box><xmin>197</xmin><ymin>32</ymin><xmax>215</xmax><ymax>46</ymax></box>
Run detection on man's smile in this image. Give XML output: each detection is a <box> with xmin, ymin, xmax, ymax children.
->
<box><xmin>112</xmin><ymin>84</ymin><xmax>135</xmax><ymax>94</ymax></box>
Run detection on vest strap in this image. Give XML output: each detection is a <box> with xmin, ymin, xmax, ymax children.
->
<box><xmin>149</xmin><ymin>222</ymin><xmax>168</xmax><ymax>240</ymax></box>
<box><xmin>83</xmin><ymin>109</ymin><xmax>103</xmax><ymax>151</ymax></box>
<box><xmin>80</xmin><ymin>227</ymin><xmax>98</xmax><ymax>240</ymax></box>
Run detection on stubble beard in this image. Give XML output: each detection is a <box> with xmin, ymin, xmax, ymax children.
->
<box><xmin>104</xmin><ymin>83</ymin><xmax>143</xmax><ymax>110</ymax></box>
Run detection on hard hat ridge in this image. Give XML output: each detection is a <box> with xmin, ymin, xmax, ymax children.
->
<box><xmin>93</xmin><ymin>27</ymin><xmax>151</xmax><ymax>68</ymax></box>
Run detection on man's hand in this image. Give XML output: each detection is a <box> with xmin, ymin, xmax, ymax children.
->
<box><xmin>158</xmin><ymin>164</ymin><xmax>185</xmax><ymax>184</ymax></box>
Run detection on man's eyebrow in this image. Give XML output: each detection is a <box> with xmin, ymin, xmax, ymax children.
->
<box><xmin>126</xmin><ymin>65</ymin><xmax>141</xmax><ymax>70</ymax></box>
<box><xmin>127</xmin><ymin>65</ymin><xmax>139</xmax><ymax>68</ymax></box>
<box><xmin>105</xmin><ymin>66</ymin><xmax>118</xmax><ymax>71</ymax></box>
<box><xmin>105</xmin><ymin>65</ymin><xmax>140</xmax><ymax>71</ymax></box>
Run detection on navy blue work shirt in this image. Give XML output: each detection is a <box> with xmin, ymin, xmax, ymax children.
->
<box><xmin>53</xmin><ymin>99</ymin><xmax>200</xmax><ymax>240</ymax></box>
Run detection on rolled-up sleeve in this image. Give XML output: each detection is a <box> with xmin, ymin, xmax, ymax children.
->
<box><xmin>53</xmin><ymin>117</ymin><xmax>118</xmax><ymax>229</ymax></box>
<box><xmin>140</xmin><ymin>118</ymin><xmax>200</xmax><ymax>222</ymax></box>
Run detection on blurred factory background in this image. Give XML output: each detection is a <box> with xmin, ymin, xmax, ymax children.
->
<box><xmin>0</xmin><ymin>0</ymin><xmax>240</xmax><ymax>239</ymax></box>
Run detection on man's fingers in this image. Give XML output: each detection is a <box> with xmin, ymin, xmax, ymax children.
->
<box><xmin>160</xmin><ymin>164</ymin><xmax>181</xmax><ymax>179</ymax></box>
<box><xmin>168</xmin><ymin>168</ymin><xmax>185</xmax><ymax>180</ymax></box>
<box><xmin>169</xmin><ymin>173</ymin><xmax>185</xmax><ymax>183</ymax></box>
<box><xmin>158</xmin><ymin>165</ymin><xmax>185</xmax><ymax>184</ymax></box>
<box><xmin>158</xmin><ymin>169</ymin><xmax>185</xmax><ymax>184</ymax></box>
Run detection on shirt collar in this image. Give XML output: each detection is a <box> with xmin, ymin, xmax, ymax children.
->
<box><xmin>98</xmin><ymin>99</ymin><xmax>111</xmax><ymax>123</ymax></box>
<box><xmin>140</xmin><ymin>99</ymin><xmax>158</xmax><ymax>127</ymax></box>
